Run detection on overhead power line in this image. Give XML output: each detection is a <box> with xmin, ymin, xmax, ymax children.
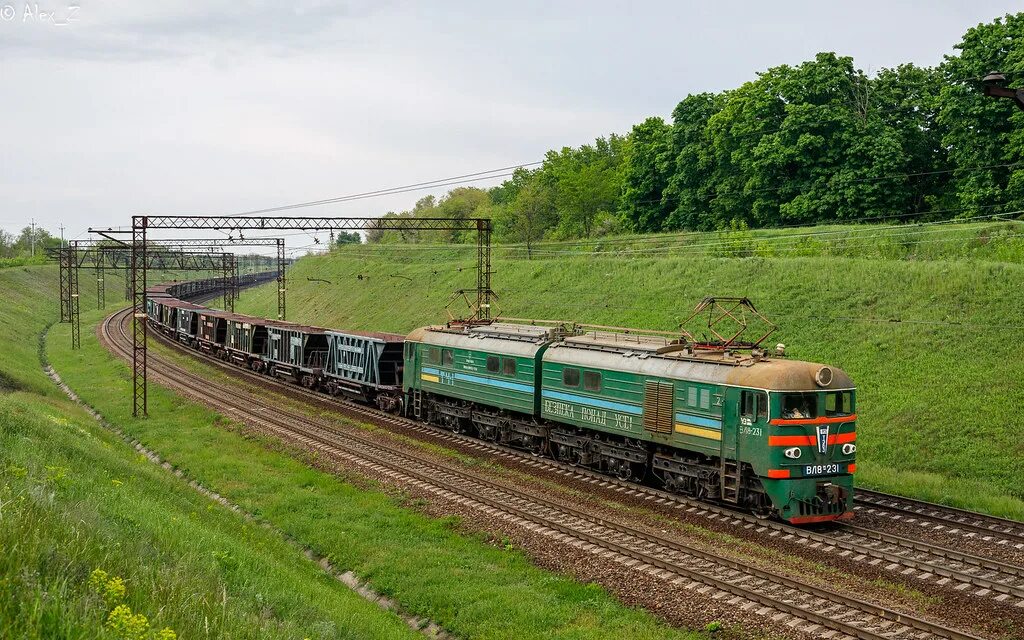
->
<box><xmin>197</xmin><ymin>162</ymin><xmax>541</xmax><ymax>217</ymax></box>
<box><xmin>325</xmin><ymin>210</ymin><xmax>1022</xmax><ymax>258</ymax></box>
<box><xmin>630</xmin><ymin>161</ymin><xmax>1024</xmax><ymax>209</ymax></box>
<box><xmin>505</xmin><ymin>211</ymin><xmax>1023</xmax><ymax>257</ymax></box>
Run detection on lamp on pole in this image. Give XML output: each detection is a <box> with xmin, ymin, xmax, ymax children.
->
<box><xmin>981</xmin><ymin>71</ymin><xmax>1024</xmax><ymax>111</ymax></box>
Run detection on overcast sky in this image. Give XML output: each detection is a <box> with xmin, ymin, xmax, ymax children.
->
<box><xmin>0</xmin><ymin>0</ymin><xmax>1014</xmax><ymax>247</ymax></box>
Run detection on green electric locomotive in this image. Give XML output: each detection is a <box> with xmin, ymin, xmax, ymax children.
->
<box><xmin>403</xmin><ymin>314</ymin><xmax>856</xmax><ymax>525</ymax></box>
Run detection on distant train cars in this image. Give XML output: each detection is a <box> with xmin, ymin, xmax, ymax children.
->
<box><xmin>146</xmin><ymin>279</ymin><xmax>405</xmax><ymax>410</ymax></box>
<box><xmin>147</xmin><ymin>279</ymin><xmax>856</xmax><ymax>524</ymax></box>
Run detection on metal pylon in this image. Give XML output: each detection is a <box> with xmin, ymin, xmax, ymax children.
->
<box><xmin>277</xmin><ymin>238</ymin><xmax>286</xmax><ymax>320</ymax></box>
<box><xmin>96</xmin><ymin>258</ymin><xmax>105</xmax><ymax>310</ymax></box>
<box><xmin>59</xmin><ymin>246</ymin><xmax>72</xmax><ymax>322</ymax></box>
<box><xmin>131</xmin><ymin>221</ymin><xmax>147</xmax><ymax>417</ymax></box>
<box><xmin>70</xmin><ymin>243</ymin><xmax>80</xmax><ymax>349</ymax></box>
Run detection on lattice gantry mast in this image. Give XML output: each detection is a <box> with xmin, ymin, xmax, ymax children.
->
<box><xmin>127</xmin><ymin>215</ymin><xmax>492</xmax><ymax>416</ymax></box>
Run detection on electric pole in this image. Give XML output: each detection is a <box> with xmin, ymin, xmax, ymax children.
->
<box><xmin>30</xmin><ymin>219</ymin><xmax>36</xmax><ymax>257</ymax></box>
<box><xmin>59</xmin><ymin>224</ymin><xmax>65</xmax><ymax>248</ymax></box>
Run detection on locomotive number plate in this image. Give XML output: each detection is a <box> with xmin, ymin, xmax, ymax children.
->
<box><xmin>804</xmin><ymin>464</ymin><xmax>840</xmax><ymax>476</ymax></box>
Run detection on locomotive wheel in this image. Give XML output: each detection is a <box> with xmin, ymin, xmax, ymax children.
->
<box><xmin>615</xmin><ymin>462</ymin><xmax>633</xmax><ymax>481</ymax></box>
<box><xmin>751</xmin><ymin>504</ymin><xmax>774</xmax><ymax>520</ymax></box>
<box><xmin>568</xmin><ymin>449</ymin><xmax>583</xmax><ymax>467</ymax></box>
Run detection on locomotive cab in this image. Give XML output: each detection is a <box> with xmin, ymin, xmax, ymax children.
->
<box><xmin>760</xmin><ymin>387</ymin><xmax>857</xmax><ymax>523</ymax></box>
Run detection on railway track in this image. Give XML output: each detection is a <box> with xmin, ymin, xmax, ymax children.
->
<box><xmin>174</xmin><ymin>294</ymin><xmax>1024</xmax><ymax>559</ymax></box>
<box><xmin>854</xmin><ymin>490</ymin><xmax>1024</xmax><ymax>548</ymax></box>
<box><xmin>134</xmin><ymin>300</ymin><xmax>1024</xmax><ymax>610</ymax></box>
<box><xmin>97</xmin><ymin>306</ymin><xmax>1002</xmax><ymax>640</ymax></box>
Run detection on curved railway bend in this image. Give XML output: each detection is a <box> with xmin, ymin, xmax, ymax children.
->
<box><xmin>132</xmin><ymin>302</ymin><xmax>1024</xmax><ymax>604</ymax></box>
<box><xmin>97</xmin><ymin>304</ymin><xmax>1022</xmax><ymax>640</ymax></box>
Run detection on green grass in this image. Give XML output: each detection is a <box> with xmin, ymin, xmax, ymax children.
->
<box><xmin>0</xmin><ymin>263</ymin><xmax>700</xmax><ymax>638</ymax></box>
<box><xmin>0</xmin><ymin>265</ymin><xmax>61</xmax><ymax>396</ymax></box>
<box><xmin>43</xmin><ymin>302</ymin><xmax>696</xmax><ymax>638</ymax></box>
<box><xmin>0</xmin><ymin>255</ymin><xmax>50</xmax><ymax>269</ymax></box>
<box><xmin>234</xmin><ymin>233</ymin><xmax>1024</xmax><ymax>521</ymax></box>
<box><xmin>372</xmin><ymin>219</ymin><xmax>1024</xmax><ymax>263</ymax></box>
<box><xmin>0</xmin><ymin>390</ymin><xmax>422</xmax><ymax>640</ymax></box>
<box><xmin>0</xmin><ymin>267</ymin><xmax>424</xmax><ymax>639</ymax></box>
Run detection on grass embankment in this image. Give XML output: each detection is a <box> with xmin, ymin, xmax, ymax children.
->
<box><xmin>0</xmin><ymin>266</ymin><xmax>424</xmax><ymax>638</ymax></box>
<box><xmin>512</xmin><ymin>219</ymin><xmax>1024</xmax><ymax>263</ymax></box>
<box><xmin>235</xmin><ymin>225</ymin><xmax>1024</xmax><ymax>520</ymax></box>
<box><xmin>31</xmin><ymin>268</ymin><xmax>696</xmax><ymax>637</ymax></box>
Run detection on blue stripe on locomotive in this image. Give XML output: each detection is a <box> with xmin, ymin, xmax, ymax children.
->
<box><xmin>422</xmin><ymin>366</ymin><xmax>534</xmax><ymax>393</ymax></box>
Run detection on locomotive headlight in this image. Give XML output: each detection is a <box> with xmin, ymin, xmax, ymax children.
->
<box><xmin>842</xmin><ymin>443</ymin><xmax>857</xmax><ymax>455</ymax></box>
<box><xmin>784</xmin><ymin>447</ymin><xmax>802</xmax><ymax>459</ymax></box>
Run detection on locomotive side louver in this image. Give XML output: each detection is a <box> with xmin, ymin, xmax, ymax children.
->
<box><xmin>642</xmin><ymin>380</ymin><xmax>674</xmax><ymax>434</ymax></box>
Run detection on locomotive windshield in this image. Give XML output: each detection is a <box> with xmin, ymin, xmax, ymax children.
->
<box><xmin>825</xmin><ymin>391</ymin><xmax>853</xmax><ymax>416</ymax></box>
<box><xmin>781</xmin><ymin>393</ymin><xmax>817</xmax><ymax>419</ymax></box>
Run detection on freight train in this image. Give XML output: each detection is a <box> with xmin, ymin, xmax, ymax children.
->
<box><xmin>147</xmin><ymin>277</ymin><xmax>856</xmax><ymax>524</ymax></box>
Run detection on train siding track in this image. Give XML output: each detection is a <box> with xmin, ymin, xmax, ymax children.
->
<box><xmin>98</xmin><ymin>307</ymin><xmax>997</xmax><ymax>640</ymax></box>
<box><xmin>132</xmin><ymin>300</ymin><xmax>1024</xmax><ymax>611</ymax></box>
<box><xmin>855</xmin><ymin>490</ymin><xmax>1024</xmax><ymax>548</ymax></box>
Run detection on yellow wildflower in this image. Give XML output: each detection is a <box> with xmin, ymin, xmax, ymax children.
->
<box><xmin>103</xmin><ymin>576</ymin><xmax>127</xmax><ymax>607</ymax></box>
<box><xmin>106</xmin><ymin>604</ymin><xmax>150</xmax><ymax>640</ymax></box>
<box><xmin>88</xmin><ymin>569</ymin><xmax>108</xmax><ymax>594</ymax></box>
<box><xmin>88</xmin><ymin>568</ymin><xmax>127</xmax><ymax>608</ymax></box>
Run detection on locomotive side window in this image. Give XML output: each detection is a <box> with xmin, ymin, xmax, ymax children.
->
<box><xmin>583</xmin><ymin>371</ymin><xmax>601</xmax><ymax>392</ymax></box>
<box><xmin>757</xmin><ymin>392</ymin><xmax>768</xmax><ymax>420</ymax></box>
<box><xmin>503</xmin><ymin>358</ymin><xmax>516</xmax><ymax>376</ymax></box>
<box><xmin>442</xmin><ymin>349</ymin><xmax>454</xmax><ymax>367</ymax></box>
<box><xmin>427</xmin><ymin>347</ymin><xmax>441</xmax><ymax>364</ymax></box>
<box><xmin>825</xmin><ymin>391</ymin><xmax>853</xmax><ymax>416</ymax></box>
<box><xmin>782</xmin><ymin>393</ymin><xmax>818</xmax><ymax>419</ymax></box>
<box><xmin>741</xmin><ymin>390</ymin><xmax>755</xmax><ymax>417</ymax></box>
<box><xmin>563</xmin><ymin>367</ymin><xmax>580</xmax><ymax>387</ymax></box>
<box><xmin>486</xmin><ymin>355</ymin><xmax>500</xmax><ymax>373</ymax></box>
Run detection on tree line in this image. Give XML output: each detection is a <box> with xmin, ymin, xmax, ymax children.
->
<box><xmin>360</xmin><ymin>13</ymin><xmax>1023</xmax><ymax>250</ymax></box>
<box><xmin>0</xmin><ymin>226</ymin><xmax>61</xmax><ymax>259</ymax></box>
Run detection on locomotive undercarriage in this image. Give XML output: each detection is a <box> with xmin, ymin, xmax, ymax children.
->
<box><xmin>426</xmin><ymin>395</ymin><xmax>547</xmax><ymax>454</ymax></box>
<box><xmin>421</xmin><ymin>394</ymin><xmax>650</xmax><ymax>483</ymax></box>
<box><xmin>550</xmin><ymin>427</ymin><xmax>648</xmax><ymax>481</ymax></box>
<box><xmin>653</xmin><ymin>451</ymin><xmax>773</xmax><ymax>517</ymax></box>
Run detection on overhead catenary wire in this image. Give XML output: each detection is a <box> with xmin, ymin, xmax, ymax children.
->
<box><xmin>289</xmin><ymin>203</ymin><xmax>1017</xmax><ymax>255</ymax></box>
<box><xmin>625</xmin><ymin>161</ymin><xmax>1024</xmax><ymax>211</ymax></box>
<box><xmin>327</xmin><ymin>211</ymin><xmax>1023</xmax><ymax>259</ymax></box>
<box><xmin>325</xmin><ymin>228</ymin><xmax>1024</xmax><ymax>264</ymax></box>
<box><xmin>510</xmin><ymin>212</ymin><xmax>1024</xmax><ymax>257</ymax></box>
<box><xmin>195</xmin><ymin>163</ymin><xmax>539</xmax><ymax>217</ymax></box>
<box><xmin>497</xmin><ymin>279</ymin><xmax>1024</xmax><ymax>331</ymax></box>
